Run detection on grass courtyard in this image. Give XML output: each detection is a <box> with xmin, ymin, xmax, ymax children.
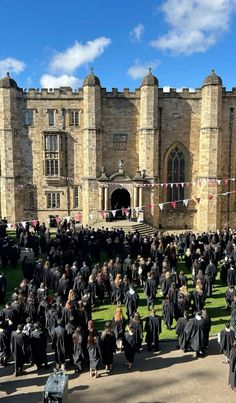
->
<box><xmin>0</xmin><ymin>254</ymin><xmax>230</xmax><ymax>340</ymax></box>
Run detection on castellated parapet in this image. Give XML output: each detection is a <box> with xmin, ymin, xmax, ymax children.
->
<box><xmin>1</xmin><ymin>69</ymin><xmax>236</xmax><ymax>231</ymax></box>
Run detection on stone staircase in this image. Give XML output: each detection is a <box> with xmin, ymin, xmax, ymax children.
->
<box><xmin>92</xmin><ymin>220</ymin><xmax>158</xmax><ymax>236</ymax></box>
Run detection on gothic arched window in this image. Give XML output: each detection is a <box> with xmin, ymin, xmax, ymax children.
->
<box><xmin>167</xmin><ymin>147</ymin><xmax>186</xmax><ymax>201</ymax></box>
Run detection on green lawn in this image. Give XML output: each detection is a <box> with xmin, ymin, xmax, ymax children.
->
<box><xmin>1</xmin><ymin>257</ymin><xmax>230</xmax><ymax>340</ymax></box>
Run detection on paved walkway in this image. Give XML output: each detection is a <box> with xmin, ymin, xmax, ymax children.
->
<box><xmin>0</xmin><ymin>337</ymin><xmax>234</xmax><ymax>403</ymax></box>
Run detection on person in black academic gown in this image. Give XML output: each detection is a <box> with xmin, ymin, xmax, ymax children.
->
<box><xmin>87</xmin><ymin>332</ymin><xmax>101</xmax><ymax>378</ymax></box>
<box><xmin>0</xmin><ymin>321</ymin><xmax>10</xmax><ymax>366</ymax></box>
<box><xmin>30</xmin><ymin>322</ymin><xmax>48</xmax><ymax>369</ymax></box>
<box><xmin>175</xmin><ymin>311</ymin><xmax>189</xmax><ymax>351</ymax></box>
<box><xmin>122</xmin><ymin>324</ymin><xmax>136</xmax><ymax>369</ymax></box>
<box><xmin>72</xmin><ymin>326</ymin><xmax>85</xmax><ymax>373</ymax></box>
<box><xmin>184</xmin><ymin>311</ymin><xmax>206</xmax><ymax>357</ymax></box>
<box><xmin>145</xmin><ymin>309</ymin><xmax>162</xmax><ymax>352</ymax></box>
<box><xmin>228</xmin><ymin>340</ymin><xmax>236</xmax><ymax>391</ymax></box>
<box><xmin>130</xmin><ymin>312</ymin><xmax>143</xmax><ymax>352</ymax></box>
<box><xmin>124</xmin><ymin>285</ymin><xmax>139</xmax><ymax>321</ymax></box>
<box><xmin>100</xmin><ymin>321</ymin><xmax>116</xmax><ymax>372</ymax></box>
<box><xmin>52</xmin><ymin>319</ymin><xmax>67</xmax><ymax>370</ymax></box>
<box><xmin>11</xmin><ymin>324</ymin><xmax>29</xmax><ymax>376</ymax></box>
<box><xmin>219</xmin><ymin>323</ymin><xmax>235</xmax><ymax>363</ymax></box>
<box><xmin>144</xmin><ymin>271</ymin><xmax>157</xmax><ymax>310</ymax></box>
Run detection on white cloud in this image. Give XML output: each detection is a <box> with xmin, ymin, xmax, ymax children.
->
<box><xmin>49</xmin><ymin>37</ymin><xmax>111</xmax><ymax>74</ymax></box>
<box><xmin>127</xmin><ymin>59</ymin><xmax>161</xmax><ymax>80</ymax></box>
<box><xmin>150</xmin><ymin>0</ymin><xmax>236</xmax><ymax>54</ymax></box>
<box><xmin>130</xmin><ymin>23</ymin><xmax>144</xmax><ymax>42</ymax></box>
<box><xmin>0</xmin><ymin>57</ymin><xmax>26</xmax><ymax>76</ymax></box>
<box><xmin>40</xmin><ymin>74</ymin><xmax>81</xmax><ymax>89</ymax></box>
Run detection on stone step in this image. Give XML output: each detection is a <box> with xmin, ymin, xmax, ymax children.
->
<box><xmin>92</xmin><ymin>220</ymin><xmax>158</xmax><ymax>236</ymax></box>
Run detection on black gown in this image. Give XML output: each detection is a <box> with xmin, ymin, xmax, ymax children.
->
<box><xmin>145</xmin><ymin>315</ymin><xmax>162</xmax><ymax>351</ymax></box>
<box><xmin>0</xmin><ymin>329</ymin><xmax>10</xmax><ymax>364</ymax></box>
<box><xmin>52</xmin><ymin>325</ymin><xmax>67</xmax><ymax>365</ymax></box>
<box><xmin>30</xmin><ymin>329</ymin><xmax>47</xmax><ymax>367</ymax></box>
<box><xmin>122</xmin><ymin>331</ymin><xmax>136</xmax><ymax>364</ymax></box>
<box><xmin>220</xmin><ymin>329</ymin><xmax>235</xmax><ymax>360</ymax></box>
<box><xmin>100</xmin><ymin>331</ymin><xmax>116</xmax><ymax>366</ymax></box>
<box><xmin>175</xmin><ymin>317</ymin><xmax>189</xmax><ymax>350</ymax></box>
<box><xmin>10</xmin><ymin>330</ymin><xmax>28</xmax><ymax>374</ymax></box>
<box><xmin>72</xmin><ymin>333</ymin><xmax>84</xmax><ymax>371</ymax></box>
<box><xmin>184</xmin><ymin>317</ymin><xmax>206</xmax><ymax>353</ymax></box>
<box><xmin>87</xmin><ymin>339</ymin><xmax>101</xmax><ymax>370</ymax></box>
<box><xmin>229</xmin><ymin>346</ymin><xmax>236</xmax><ymax>389</ymax></box>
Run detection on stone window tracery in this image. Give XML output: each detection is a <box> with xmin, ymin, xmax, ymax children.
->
<box><xmin>167</xmin><ymin>146</ymin><xmax>186</xmax><ymax>201</ymax></box>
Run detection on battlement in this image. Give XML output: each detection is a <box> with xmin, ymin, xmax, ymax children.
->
<box><xmin>21</xmin><ymin>86</ymin><xmax>84</xmax><ymax>98</ymax></box>
<box><xmin>158</xmin><ymin>87</ymin><xmax>201</xmax><ymax>98</ymax></box>
<box><xmin>101</xmin><ymin>87</ymin><xmax>141</xmax><ymax>98</ymax></box>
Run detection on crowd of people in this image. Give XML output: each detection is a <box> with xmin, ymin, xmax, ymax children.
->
<box><xmin>0</xmin><ymin>220</ymin><xmax>236</xmax><ymax>390</ymax></box>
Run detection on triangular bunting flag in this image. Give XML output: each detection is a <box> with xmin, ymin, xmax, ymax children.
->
<box><xmin>124</xmin><ymin>208</ymin><xmax>128</xmax><ymax>214</ymax></box>
<box><xmin>111</xmin><ymin>210</ymin><xmax>117</xmax><ymax>218</ymax></box>
<box><xmin>193</xmin><ymin>197</ymin><xmax>201</xmax><ymax>204</ymax></box>
<box><xmin>159</xmin><ymin>203</ymin><xmax>164</xmax><ymax>211</ymax></box>
<box><xmin>89</xmin><ymin>213</ymin><xmax>94</xmax><ymax>220</ymax></box>
<box><xmin>99</xmin><ymin>211</ymin><xmax>105</xmax><ymax>219</ymax></box>
<box><xmin>31</xmin><ymin>219</ymin><xmax>37</xmax><ymax>227</ymax></box>
<box><xmin>175</xmin><ymin>183</ymin><xmax>179</xmax><ymax>188</ymax></box>
<box><xmin>7</xmin><ymin>223</ymin><xmax>12</xmax><ymax>229</ymax></box>
<box><xmin>171</xmin><ymin>201</ymin><xmax>177</xmax><ymax>209</ymax></box>
<box><xmin>217</xmin><ymin>180</ymin><xmax>221</xmax><ymax>185</ymax></box>
<box><xmin>224</xmin><ymin>179</ymin><xmax>229</xmax><ymax>185</ymax></box>
<box><xmin>185</xmin><ymin>182</ymin><xmax>190</xmax><ymax>188</ymax></box>
<box><xmin>170</xmin><ymin>183</ymin><xmax>173</xmax><ymax>188</ymax></box>
<box><xmin>181</xmin><ymin>183</ymin><xmax>184</xmax><ymax>188</ymax></box>
<box><xmin>208</xmin><ymin>195</ymin><xmax>214</xmax><ymax>200</ymax></box>
<box><xmin>146</xmin><ymin>204</ymin><xmax>153</xmax><ymax>208</ymax></box>
<box><xmin>55</xmin><ymin>217</ymin><xmax>62</xmax><ymax>224</ymax></box>
<box><xmin>183</xmin><ymin>199</ymin><xmax>189</xmax><ymax>207</ymax></box>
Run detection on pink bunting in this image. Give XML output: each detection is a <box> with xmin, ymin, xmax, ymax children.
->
<box><xmin>55</xmin><ymin>217</ymin><xmax>62</xmax><ymax>224</ymax></box>
<box><xmin>146</xmin><ymin>204</ymin><xmax>153</xmax><ymax>208</ymax></box>
<box><xmin>208</xmin><ymin>195</ymin><xmax>214</xmax><ymax>200</ymax></box>
<box><xmin>75</xmin><ymin>213</ymin><xmax>82</xmax><ymax>221</ymax></box>
<box><xmin>171</xmin><ymin>201</ymin><xmax>176</xmax><ymax>209</ymax></box>
<box><xmin>99</xmin><ymin>211</ymin><xmax>105</xmax><ymax>219</ymax></box>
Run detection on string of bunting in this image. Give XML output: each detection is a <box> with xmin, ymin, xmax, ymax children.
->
<box><xmin>46</xmin><ymin>176</ymin><xmax>236</xmax><ymax>188</ymax></box>
<box><xmin>5</xmin><ymin>188</ymin><xmax>236</xmax><ymax>229</ymax></box>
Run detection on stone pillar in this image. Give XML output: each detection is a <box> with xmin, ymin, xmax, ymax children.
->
<box><xmin>139</xmin><ymin>186</ymin><xmax>143</xmax><ymax>208</ymax></box>
<box><xmin>197</xmin><ymin>70</ymin><xmax>222</xmax><ymax>231</ymax></box>
<box><xmin>133</xmin><ymin>186</ymin><xmax>138</xmax><ymax>208</ymax></box>
<box><xmin>104</xmin><ymin>186</ymin><xmax>109</xmax><ymax>210</ymax></box>
<box><xmin>99</xmin><ymin>186</ymin><xmax>104</xmax><ymax>210</ymax></box>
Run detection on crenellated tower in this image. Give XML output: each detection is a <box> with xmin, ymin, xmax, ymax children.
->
<box><xmin>82</xmin><ymin>68</ymin><xmax>102</xmax><ymax>223</ymax></box>
<box><xmin>197</xmin><ymin>69</ymin><xmax>222</xmax><ymax>231</ymax></box>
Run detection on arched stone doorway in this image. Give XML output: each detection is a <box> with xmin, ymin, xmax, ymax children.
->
<box><xmin>111</xmin><ymin>188</ymin><xmax>131</xmax><ymax>218</ymax></box>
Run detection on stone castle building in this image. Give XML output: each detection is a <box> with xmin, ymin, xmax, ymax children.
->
<box><xmin>0</xmin><ymin>68</ymin><xmax>235</xmax><ymax>231</ymax></box>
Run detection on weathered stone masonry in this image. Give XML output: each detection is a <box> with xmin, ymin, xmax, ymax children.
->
<box><xmin>0</xmin><ymin>68</ymin><xmax>236</xmax><ymax>231</ymax></box>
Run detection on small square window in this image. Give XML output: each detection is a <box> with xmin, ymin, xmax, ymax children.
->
<box><xmin>69</xmin><ymin>110</ymin><xmax>79</xmax><ymax>126</ymax></box>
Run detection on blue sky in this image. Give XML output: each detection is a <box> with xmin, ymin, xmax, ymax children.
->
<box><xmin>1</xmin><ymin>0</ymin><xmax>236</xmax><ymax>90</ymax></box>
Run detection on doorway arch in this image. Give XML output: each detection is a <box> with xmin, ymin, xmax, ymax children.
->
<box><xmin>111</xmin><ymin>188</ymin><xmax>131</xmax><ymax>217</ymax></box>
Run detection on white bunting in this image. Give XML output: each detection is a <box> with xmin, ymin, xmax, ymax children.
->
<box><xmin>217</xmin><ymin>179</ymin><xmax>221</xmax><ymax>185</ymax></box>
<box><xmin>183</xmin><ymin>199</ymin><xmax>189</xmax><ymax>207</ymax></box>
<box><xmin>111</xmin><ymin>210</ymin><xmax>117</xmax><ymax>218</ymax></box>
<box><xmin>159</xmin><ymin>203</ymin><xmax>164</xmax><ymax>211</ymax></box>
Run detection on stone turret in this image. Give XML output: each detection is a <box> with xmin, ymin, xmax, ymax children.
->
<box><xmin>82</xmin><ymin>68</ymin><xmax>102</xmax><ymax>224</ymax></box>
<box><xmin>138</xmin><ymin>68</ymin><xmax>159</xmax><ymax>225</ymax></box>
<box><xmin>0</xmin><ymin>73</ymin><xmax>23</xmax><ymax>222</ymax></box>
<box><xmin>139</xmin><ymin>68</ymin><xmax>159</xmax><ymax>176</ymax></box>
<box><xmin>197</xmin><ymin>69</ymin><xmax>222</xmax><ymax>231</ymax></box>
